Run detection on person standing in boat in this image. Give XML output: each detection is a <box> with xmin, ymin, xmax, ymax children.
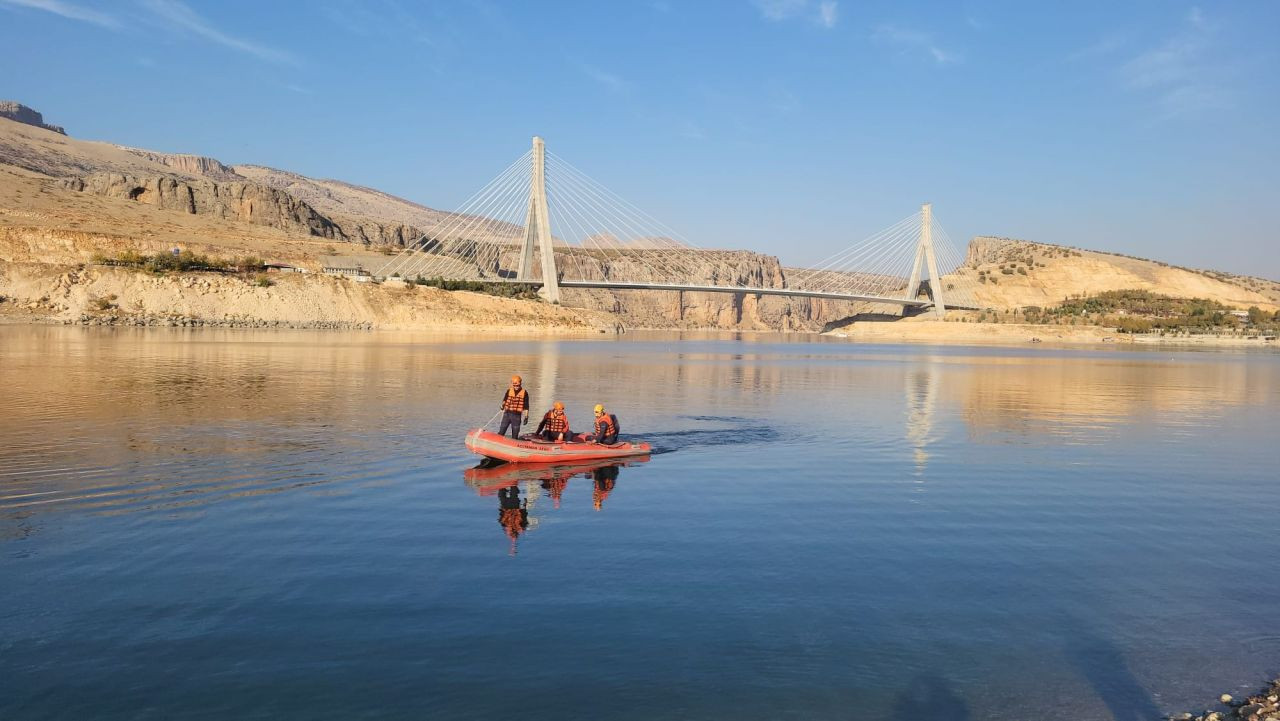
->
<box><xmin>498</xmin><ymin>375</ymin><xmax>530</xmax><ymax>439</ymax></box>
<box><xmin>589</xmin><ymin>404</ymin><xmax>619</xmax><ymax>445</ymax></box>
<box><xmin>535</xmin><ymin>402</ymin><xmax>570</xmax><ymax>442</ymax></box>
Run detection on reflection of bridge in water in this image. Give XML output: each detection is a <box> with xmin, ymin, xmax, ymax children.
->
<box><xmin>375</xmin><ymin>137</ymin><xmax>981</xmax><ymax>316</ymax></box>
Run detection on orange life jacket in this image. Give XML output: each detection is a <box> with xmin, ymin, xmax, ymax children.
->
<box><xmin>502</xmin><ymin>388</ymin><xmax>528</xmax><ymax>412</ymax></box>
<box><xmin>544</xmin><ymin>410</ymin><xmax>568</xmax><ymax>433</ymax></box>
<box><xmin>594</xmin><ymin>413</ymin><xmax>617</xmax><ymax>437</ymax></box>
<box><xmin>499</xmin><ymin>508</ymin><xmax>526</xmax><ymax>539</ymax></box>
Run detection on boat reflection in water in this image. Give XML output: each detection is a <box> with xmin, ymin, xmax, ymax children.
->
<box><xmin>463</xmin><ymin>456</ymin><xmax>649</xmax><ymax>554</ymax></box>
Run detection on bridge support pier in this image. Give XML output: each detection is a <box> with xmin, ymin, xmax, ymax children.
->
<box><xmin>517</xmin><ymin>136</ymin><xmax>560</xmax><ymax>303</ymax></box>
<box><xmin>902</xmin><ymin>203</ymin><xmax>946</xmax><ymax>318</ymax></box>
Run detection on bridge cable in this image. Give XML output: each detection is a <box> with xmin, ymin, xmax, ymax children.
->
<box><xmin>374</xmin><ymin>149</ymin><xmax>530</xmax><ymax>279</ymax></box>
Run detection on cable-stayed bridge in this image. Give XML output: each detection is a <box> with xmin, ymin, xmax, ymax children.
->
<box><xmin>374</xmin><ymin>137</ymin><xmax>981</xmax><ymax>316</ymax></box>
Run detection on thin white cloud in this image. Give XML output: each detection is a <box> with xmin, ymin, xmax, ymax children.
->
<box><xmin>752</xmin><ymin>0</ymin><xmax>838</xmax><ymax>29</ymax></box>
<box><xmin>139</xmin><ymin>0</ymin><xmax>299</xmax><ymax>65</ymax></box>
<box><xmin>679</xmin><ymin>120</ymin><xmax>705</xmax><ymax>140</ymax></box>
<box><xmin>872</xmin><ymin>24</ymin><xmax>959</xmax><ymax>65</ymax></box>
<box><xmin>772</xmin><ymin>86</ymin><xmax>800</xmax><ymax>114</ymax></box>
<box><xmin>1120</xmin><ymin>6</ymin><xmax>1225</xmax><ymax>115</ymax></box>
<box><xmin>583</xmin><ymin>65</ymin><xmax>623</xmax><ymax>92</ymax></box>
<box><xmin>0</xmin><ymin>0</ymin><xmax>119</xmax><ymax>28</ymax></box>
<box><xmin>753</xmin><ymin>0</ymin><xmax>806</xmax><ymax>21</ymax></box>
<box><xmin>1068</xmin><ymin>33</ymin><xmax>1127</xmax><ymax>63</ymax></box>
<box><xmin>817</xmin><ymin>1</ymin><xmax>837</xmax><ymax>29</ymax></box>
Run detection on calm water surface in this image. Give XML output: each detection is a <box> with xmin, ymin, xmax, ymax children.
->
<box><xmin>2</xmin><ymin>327</ymin><xmax>1278</xmax><ymax>720</ymax></box>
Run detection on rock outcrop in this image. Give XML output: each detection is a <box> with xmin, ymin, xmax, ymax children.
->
<box><xmin>234</xmin><ymin>164</ymin><xmax>456</xmax><ymax>233</ymax></box>
<box><xmin>117</xmin><ymin>148</ymin><xmax>243</xmax><ymax>181</ymax></box>
<box><xmin>0</xmin><ymin>101</ymin><xmax>66</xmax><ymax>135</ymax></box>
<box><xmin>57</xmin><ymin>171</ymin><xmax>437</xmax><ymax>249</ymax></box>
<box><xmin>60</xmin><ymin>172</ymin><xmax>344</xmax><ymax>239</ymax></box>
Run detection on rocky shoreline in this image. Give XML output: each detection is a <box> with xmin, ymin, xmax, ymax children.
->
<box><xmin>1172</xmin><ymin>677</ymin><xmax>1280</xmax><ymax>721</ymax></box>
<box><xmin>64</xmin><ymin>312</ymin><xmax>374</xmax><ymax>330</ymax></box>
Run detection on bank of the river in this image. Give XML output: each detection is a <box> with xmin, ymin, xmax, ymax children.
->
<box><xmin>1173</xmin><ymin>677</ymin><xmax>1280</xmax><ymax>721</ymax></box>
<box><xmin>0</xmin><ymin>262</ymin><xmax>622</xmax><ymax>334</ymax></box>
<box><xmin>820</xmin><ymin>318</ymin><xmax>1280</xmax><ymax>348</ymax></box>
<box><xmin>4</xmin><ymin>262</ymin><xmax>1278</xmax><ymax>345</ymax></box>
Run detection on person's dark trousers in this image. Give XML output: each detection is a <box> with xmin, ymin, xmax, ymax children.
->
<box><xmin>599</xmin><ymin>433</ymin><xmax>618</xmax><ymax>444</ymax></box>
<box><xmin>498</xmin><ymin>411</ymin><xmax>523</xmax><ymax>438</ymax></box>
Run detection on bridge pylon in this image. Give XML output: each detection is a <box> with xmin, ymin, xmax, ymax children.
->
<box><xmin>903</xmin><ymin>203</ymin><xmax>946</xmax><ymax>318</ymax></box>
<box><xmin>517</xmin><ymin>136</ymin><xmax>560</xmax><ymax>303</ymax></box>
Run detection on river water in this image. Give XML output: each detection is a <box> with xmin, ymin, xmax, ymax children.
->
<box><xmin>2</xmin><ymin>326</ymin><xmax>1278</xmax><ymax>720</ymax></box>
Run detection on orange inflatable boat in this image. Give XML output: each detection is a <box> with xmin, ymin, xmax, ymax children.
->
<box><xmin>465</xmin><ymin>429</ymin><xmax>652</xmax><ymax>464</ymax></box>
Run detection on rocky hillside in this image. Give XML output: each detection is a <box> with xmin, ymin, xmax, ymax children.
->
<box><xmin>962</xmin><ymin>236</ymin><xmax>1279</xmax><ymax>312</ymax></box>
<box><xmin>233</xmin><ymin>165</ymin><xmax>450</xmax><ymax>231</ymax></box>
<box><xmin>119</xmin><ymin>147</ymin><xmax>241</xmax><ymax>181</ymax></box>
<box><xmin>0</xmin><ymin>111</ymin><xmax>435</xmax><ymax>249</ymax></box>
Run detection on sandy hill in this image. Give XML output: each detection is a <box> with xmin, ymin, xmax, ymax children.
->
<box><xmin>960</xmin><ymin>236</ymin><xmax>1279</xmax><ymax>312</ymax></box>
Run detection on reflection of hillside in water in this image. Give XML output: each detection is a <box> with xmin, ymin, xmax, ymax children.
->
<box><xmin>4</xmin><ymin>327</ymin><xmax>1273</xmax><ymax>528</ymax></box>
<box><xmin>949</xmin><ymin>355</ymin><xmax>1272</xmax><ymax>443</ymax></box>
<box><xmin>0</xmin><ymin>329</ymin><xmax>526</xmax><ymax>523</ymax></box>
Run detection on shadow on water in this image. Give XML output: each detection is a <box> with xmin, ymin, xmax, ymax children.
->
<box><xmin>889</xmin><ymin>672</ymin><xmax>971</xmax><ymax>721</ymax></box>
<box><xmin>1058</xmin><ymin>614</ymin><xmax>1163</xmax><ymax>721</ymax></box>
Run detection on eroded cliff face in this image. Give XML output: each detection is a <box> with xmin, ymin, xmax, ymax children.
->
<box><xmin>57</xmin><ymin>171</ymin><xmax>433</xmax><ymax>250</ymax></box>
<box><xmin>117</xmin><ymin>148</ymin><xmax>242</xmax><ymax>181</ymax></box>
<box><xmin>470</xmin><ymin>246</ymin><xmax>868</xmax><ymax>330</ymax></box>
<box><xmin>60</xmin><ymin>172</ymin><xmax>344</xmax><ymax>239</ymax></box>
<box><xmin>572</xmin><ymin>251</ymin><xmax>861</xmax><ymax>330</ymax></box>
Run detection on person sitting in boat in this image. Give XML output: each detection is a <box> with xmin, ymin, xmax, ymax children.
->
<box><xmin>534</xmin><ymin>402</ymin><xmax>570</xmax><ymax>442</ymax></box>
<box><xmin>588</xmin><ymin>403</ymin><xmax>619</xmax><ymax>445</ymax></box>
<box><xmin>497</xmin><ymin>374</ymin><xmax>530</xmax><ymax>439</ymax></box>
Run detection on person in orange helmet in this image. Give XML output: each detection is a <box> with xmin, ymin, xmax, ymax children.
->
<box><xmin>534</xmin><ymin>401</ymin><xmax>570</xmax><ymax>442</ymax></box>
<box><xmin>588</xmin><ymin>403</ymin><xmax>619</xmax><ymax>445</ymax></box>
<box><xmin>497</xmin><ymin>374</ymin><xmax>530</xmax><ymax>439</ymax></box>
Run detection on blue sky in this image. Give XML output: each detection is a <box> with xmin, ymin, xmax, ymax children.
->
<box><xmin>2</xmin><ymin>0</ymin><xmax>1278</xmax><ymax>278</ymax></box>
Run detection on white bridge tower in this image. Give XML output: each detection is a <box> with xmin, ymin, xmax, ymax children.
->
<box><xmin>904</xmin><ymin>202</ymin><xmax>946</xmax><ymax>318</ymax></box>
<box><xmin>517</xmin><ymin>136</ymin><xmax>560</xmax><ymax>303</ymax></box>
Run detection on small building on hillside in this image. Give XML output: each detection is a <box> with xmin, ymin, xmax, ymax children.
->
<box><xmin>264</xmin><ymin>262</ymin><xmax>302</xmax><ymax>274</ymax></box>
<box><xmin>322</xmin><ymin>261</ymin><xmax>370</xmax><ymax>279</ymax></box>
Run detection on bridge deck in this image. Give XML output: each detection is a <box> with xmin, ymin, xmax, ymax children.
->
<box><xmin>377</xmin><ymin>276</ymin><xmax>964</xmax><ymax>308</ymax></box>
<box><xmin>556</xmin><ymin>280</ymin><xmax>930</xmax><ymax>307</ymax></box>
